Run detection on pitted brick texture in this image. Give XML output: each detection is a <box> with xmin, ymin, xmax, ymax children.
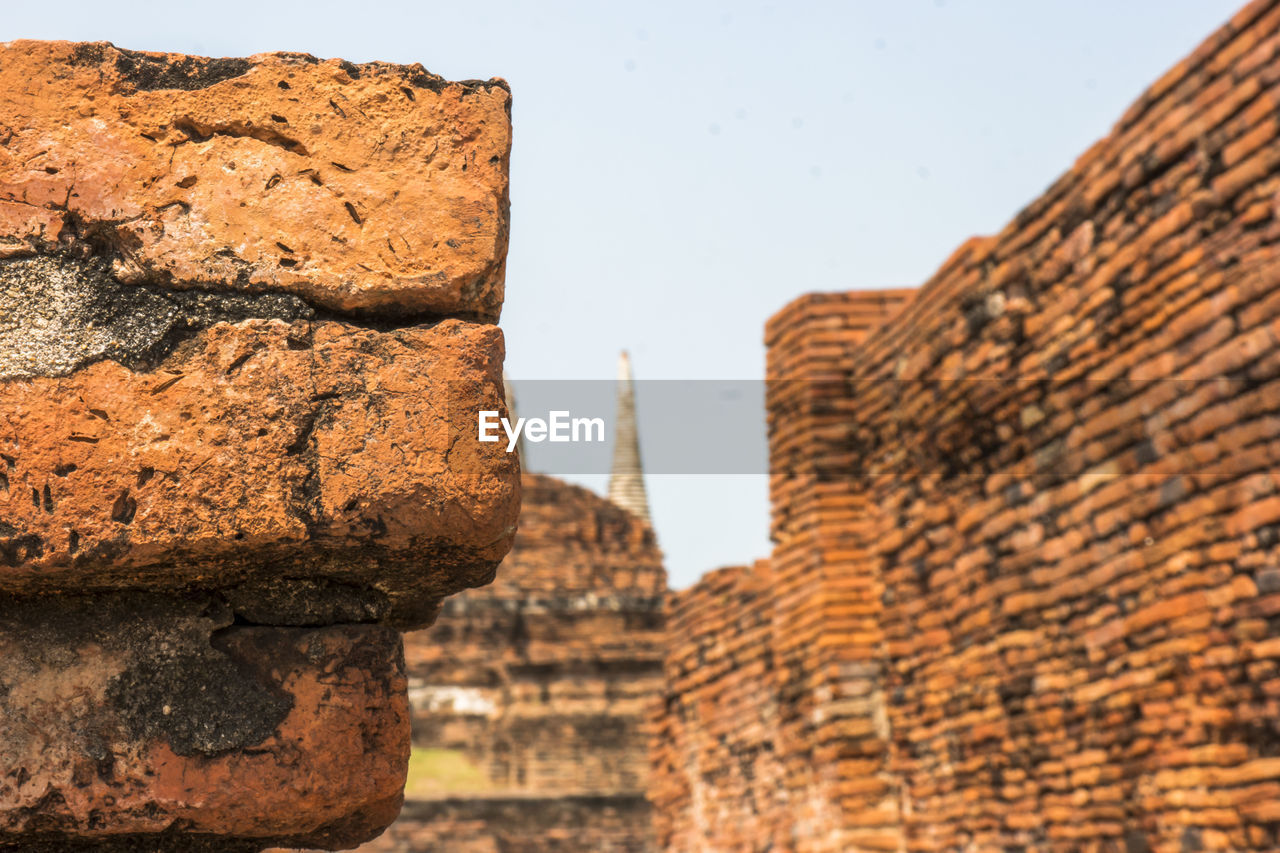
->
<box><xmin>0</xmin><ymin>40</ymin><xmax>511</xmax><ymax>321</ymax></box>
<box><xmin>0</xmin><ymin>317</ymin><xmax>518</xmax><ymax>625</ymax></box>
<box><xmin>0</xmin><ymin>39</ymin><xmax>515</xmax><ymax>852</ymax></box>
<box><xmin>0</xmin><ymin>596</ymin><xmax>408</xmax><ymax>849</ymax></box>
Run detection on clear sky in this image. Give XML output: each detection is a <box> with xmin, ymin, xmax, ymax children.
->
<box><xmin>7</xmin><ymin>1</ymin><xmax>1243</xmax><ymax>587</ymax></box>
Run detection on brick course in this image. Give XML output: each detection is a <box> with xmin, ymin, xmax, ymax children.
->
<box><xmin>651</xmin><ymin>2</ymin><xmax>1280</xmax><ymax>849</ymax></box>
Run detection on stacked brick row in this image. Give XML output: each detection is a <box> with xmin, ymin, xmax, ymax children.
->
<box><xmin>651</xmin><ymin>0</ymin><xmax>1280</xmax><ymax>849</ymax></box>
<box><xmin>650</xmin><ymin>561</ymin><xmax>783</xmax><ymax>852</ymax></box>
<box><xmin>766</xmin><ymin>290</ymin><xmax>918</xmax><ymax>852</ymax></box>
<box><xmin>0</xmin><ymin>41</ymin><xmax>517</xmax><ymax>851</ymax></box>
<box><xmin>354</xmin><ymin>473</ymin><xmax>666</xmax><ymax>852</ymax></box>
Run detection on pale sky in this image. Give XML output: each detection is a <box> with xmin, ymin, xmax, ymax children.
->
<box><xmin>6</xmin><ymin>1</ymin><xmax>1243</xmax><ymax>587</ymax></box>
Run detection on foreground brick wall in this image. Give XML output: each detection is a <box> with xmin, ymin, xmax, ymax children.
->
<box><xmin>652</xmin><ymin>1</ymin><xmax>1280</xmax><ymax>849</ymax></box>
<box><xmin>353</xmin><ymin>473</ymin><xmax>665</xmax><ymax>852</ymax></box>
<box><xmin>0</xmin><ymin>41</ymin><xmax>515</xmax><ymax>850</ymax></box>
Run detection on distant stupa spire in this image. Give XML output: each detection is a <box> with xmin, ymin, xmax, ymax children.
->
<box><xmin>607</xmin><ymin>351</ymin><xmax>651</xmax><ymax>522</ymax></box>
<box><xmin>503</xmin><ymin>370</ymin><xmax>527</xmax><ymax>464</ymax></box>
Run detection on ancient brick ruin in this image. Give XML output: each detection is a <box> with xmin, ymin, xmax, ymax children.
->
<box><xmin>651</xmin><ymin>1</ymin><xmax>1280</xmax><ymax>850</ymax></box>
<box><xmin>344</xmin><ymin>364</ymin><xmax>665</xmax><ymax>852</ymax></box>
<box><xmin>16</xmin><ymin>2</ymin><xmax>1280</xmax><ymax>851</ymax></box>
<box><xmin>0</xmin><ymin>41</ymin><xmax>515</xmax><ymax>850</ymax></box>
<box><xmin>352</xmin><ymin>471</ymin><xmax>665</xmax><ymax>852</ymax></box>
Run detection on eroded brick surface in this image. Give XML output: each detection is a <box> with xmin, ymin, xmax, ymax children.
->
<box><xmin>0</xmin><ymin>595</ymin><xmax>408</xmax><ymax>850</ymax></box>
<box><xmin>0</xmin><ymin>40</ymin><xmax>511</xmax><ymax>321</ymax></box>
<box><xmin>0</xmin><ymin>317</ymin><xmax>518</xmax><ymax>625</ymax></box>
<box><xmin>0</xmin><ymin>39</ymin><xmax>515</xmax><ymax>852</ymax></box>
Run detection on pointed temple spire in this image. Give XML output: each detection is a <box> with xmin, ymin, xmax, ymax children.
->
<box><xmin>608</xmin><ymin>350</ymin><xmax>651</xmax><ymax>523</ymax></box>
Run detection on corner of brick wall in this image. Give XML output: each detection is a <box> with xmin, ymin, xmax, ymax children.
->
<box><xmin>650</xmin><ymin>290</ymin><xmax>915</xmax><ymax>852</ymax></box>
<box><xmin>765</xmin><ymin>290</ymin><xmax>917</xmax><ymax>852</ymax></box>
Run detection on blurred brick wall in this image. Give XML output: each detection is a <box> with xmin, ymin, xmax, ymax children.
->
<box><xmin>357</xmin><ymin>473</ymin><xmax>666</xmax><ymax>852</ymax></box>
<box><xmin>651</xmin><ymin>0</ymin><xmax>1280</xmax><ymax>849</ymax></box>
<box><xmin>649</xmin><ymin>561</ymin><xmax>783</xmax><ymax>850</ymax></box>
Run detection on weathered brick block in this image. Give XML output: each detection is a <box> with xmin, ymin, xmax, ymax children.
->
<box><xmin>0</xmin><ymin>38</ymin><xmax>516</xmax><ymax>852</ymax></box>
<box><xmin>0</xmin><ymin>596</ymin><xmax>407</xmax><ymax>850</ymax></box>
<box><xmin>0</xmin><ymin>40</ymin><xmax>511</xmax><ymax>321</ymax></box>
<box><xmin>0</xmin><ymin>316</ymin><xmax>517</xmax><ymax>625</ymax></box>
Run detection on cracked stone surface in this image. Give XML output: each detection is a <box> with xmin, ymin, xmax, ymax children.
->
<box><xmin>0</xmin><ymin>40</ymin><xmax>511</xmax><ymax>322</ymax></box>
<box><xmin>0</xmin><ymin>594</ymin><xmax>409</xmax><ymax>849</ymax></box>
<box><xmin>0</xmin><ymin>254</ymin><xmax>314</xmax><ymax>381</ymax></box>
<box><xmin>0</xmin><ymin>317</ymin><xmax>520</xmax><ymax>626</ymax></box>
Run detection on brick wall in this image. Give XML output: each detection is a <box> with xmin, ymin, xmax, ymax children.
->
<box><xmin>360</xmin><ymin>473</ymin><xmax>666</xmax><ymax>853</ymax></box>
<box><xmin>651</xmin><ymin>1</ymin><xmax>1280</xmax><ymax>849</ymax></box>
<box><xmin>650</xmin><ymin>561</ymin><xmax>782</xmax><ymax>851</ymax></box>
<box><xmin>345</xmin><ymin>797</ymin><xmax>654</xmax><ymax>853</ymax></box>
<box><xmin>0</xmin><ymin>41</ymin><xmax>516</xmax><ymax>850</ymax></box>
